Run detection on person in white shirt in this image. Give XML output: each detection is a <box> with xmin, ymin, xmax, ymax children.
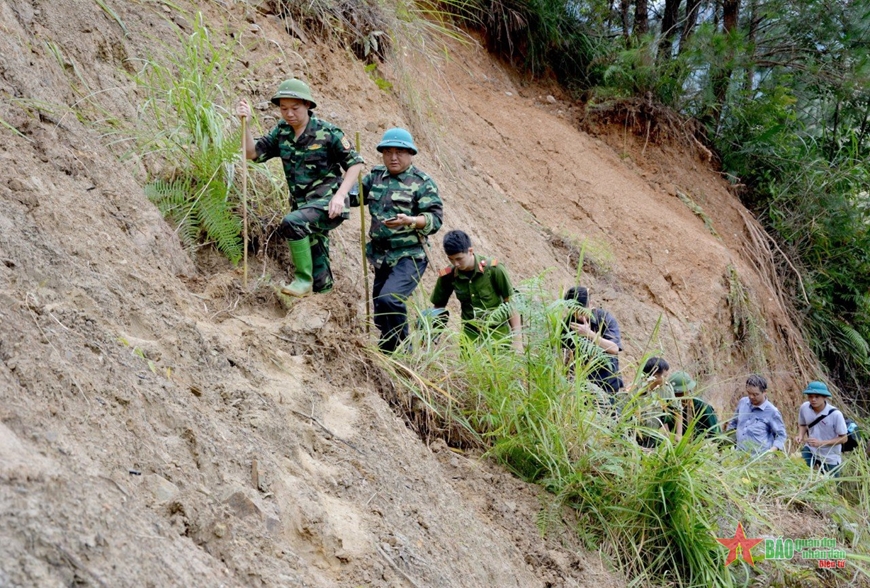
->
<box><xmin>796</xmin><ymin>381</ymin><xmax>848</xmax><ymax>477</ymax></box>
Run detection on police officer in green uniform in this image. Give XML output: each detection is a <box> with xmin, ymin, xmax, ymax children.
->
<box><xmin>430</xmin><ymin>230</ymin><xmax>522</xmax><ymax>350</ymax></box>
<box><xmin>666</xmin><ymin>371</ymin><xmax>720</xmax><ymax>441</ymax></box>
<box><xmin>237</xmin><ymin>79</ymin><xmax>364</xmax><ymax>296</ymax></box>
<box><xmin>359</xmin><ymin>128</ymin><xmax>443</xmax><ymax>353</ymax></box>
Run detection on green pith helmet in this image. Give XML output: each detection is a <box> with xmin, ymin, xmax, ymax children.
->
<box><xmin>271</xmin><ymin>78</ymin><xmax>317</xmax><ymax>108</ymax></box>
<box><xmin>377</xmin><ymin>127</ymin><xmax>418</xmax><ymax>155</ymax></box>
<box><xmin>669</xmin><ymin>371</ymin><xmax>697</xmax><ymax>394</ymax></box>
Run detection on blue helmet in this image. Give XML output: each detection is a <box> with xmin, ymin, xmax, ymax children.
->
<box><xmin>377</xmin><ymin>127</ymin><xmax>418</xmax><ymax>155</ymax></box>
<box><xmin>802</xmin><ymin>381</ymin><xmax>832</xmax><ymax>397</ymax></box>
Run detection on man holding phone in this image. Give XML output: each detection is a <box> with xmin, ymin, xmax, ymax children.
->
<box><xmin>358</xmin><ymin>128</ymin><xmax>443</xmax><ymax>353</ymax></box>
<box><xmin>561</xmin><ymin>286</ymin><xmax>623</xmax><ymax>396</ymax></box>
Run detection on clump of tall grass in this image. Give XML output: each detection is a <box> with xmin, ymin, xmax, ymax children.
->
<box><xmin>376</xmin><ymin>277</ymin><xmax>870</xmax><ymax>586</ymax></box>
<box><xmin>118</xmin><ymin>13</ymin><xmax>286</xmax><ymax>265</ymax></box>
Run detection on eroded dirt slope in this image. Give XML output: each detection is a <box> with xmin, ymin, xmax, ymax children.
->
<box><xmin>0</xmin><ymin>0</ymin><xmax>816</xmax><ymax>586</ymax></box>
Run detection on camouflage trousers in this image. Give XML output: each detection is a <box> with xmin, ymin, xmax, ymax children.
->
<box><xmin>280</xmin><ymin>207</ymin><xmax>345</xmax><ymax>292</ymax></box>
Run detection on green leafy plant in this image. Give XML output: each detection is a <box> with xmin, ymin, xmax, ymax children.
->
<box><xmin>131</xmin><ymin>15</ymin><xmax>245</xmax><ymax>263</ymax></box>
<box><xmin>364</xmin><ymin>63</ymin><xmax>393</xmax><ymax>91</ymax></box>
<box><xmin>677</xmin><ymin>190</ymin><xmax>719</xmax><ymax>238</ymax></box>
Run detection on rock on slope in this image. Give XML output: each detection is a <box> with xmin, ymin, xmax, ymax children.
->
<box><xmin>0</xmin><ymin>0</ymin><xmax>813</xmax><ymax>586</ymax></box>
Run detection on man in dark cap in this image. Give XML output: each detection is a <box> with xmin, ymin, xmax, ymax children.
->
<box><xmin>561</xmin><ymin>286</ymin><xmax>623</xmax><ymax>396</ymax></box>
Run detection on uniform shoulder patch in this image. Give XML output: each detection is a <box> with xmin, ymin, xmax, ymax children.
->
<box><xmin>340</xmin><ymin>135</ymin><xmax>352</xmax><ymax>151</ymax></box>
<box><xmin>490</xmin><ymin>258</ymin><xmax>498</xmax><ymax>267</ymax></box>
<box><xmin>411</xmin><ymin>167</ymin><xmax>432</xmax><ymax>182</ymax></box>
<box><xmin>439</xmin><ymin>266</ymin><xmax>454</xmax><ymax>277</ymax></box>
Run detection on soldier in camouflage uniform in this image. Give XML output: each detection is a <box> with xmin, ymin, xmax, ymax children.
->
<box><xmin>237</xmin><ymin>79</ymin><xmax>364</xmax><ymax>296</ymax></box>
<box><xmin>430</xmin><ymin>230</ymin><xmax>522</xmax><ymax>351</ymax></box>
<box><xmin>358</xmin><ymin>128</ymin><xmax>443</xmax><ymax>353</ymax></box>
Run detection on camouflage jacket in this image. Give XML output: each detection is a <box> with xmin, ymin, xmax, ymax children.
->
<box><xmin>361</xmin><ymin>164</ymin><xmax>443</xmax><ymax>268</ymax></box>
<box><xmin>254</xmin><ymin>115</ymin><xmax>364</xmax><ymax>215</ymax></box>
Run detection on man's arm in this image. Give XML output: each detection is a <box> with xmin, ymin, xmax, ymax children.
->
<box><xmin>328</xmin><ymin>129</ymin><xmax>366</xmax><ymax>218</ymax></box>
<box><xmin>795</xmin><ymin>424</ymin><xmax>808</xmax><ymax>446</ymax></box>
<box><xmin>329</xmin><ymin>163</ymin><xmax>365</xmax><ymax>218</ymax></box>
<box><xmin>597</xmin><ymin>310</ymin><xmax>623</xmax><ymax>352</ymax></box>
<box><xmin>488</xmin><ymin>263</ymin><xmax>522</xmax><ymax>350</ymax></box>
<box><xmin>235</xmin><ymin>99</ymin><xmax>259</xmax><ymax>160</ymax></box>
<box><xmin>805</xmin><ymin>412</ymin><xmax>849</xmax><ymax>448</ymax></box>
<box><xmin>806</xmin><ymin>434</ymin><xmax>849</xmax><ymax>448</ymax></box>
<box><xmin>430</xmin><ymin>272</ymin><xmax>454</xmax><ymax>309</ymax></box>
<box><xmin>769</xmin><ymin>409</ymin><xmax>787</xmax><ymax>451</ymax></box>
<box><xmin>725</xmin><ymin>399</ymin><xmax>741</xmax><ymax>432</ymax></box>
<box><xmin>411</xmin><ymin>178</ymin><xmax>443</xmax><ymax>234</ymax></box>
<box><xmin>570</xmin><ymin>317</ymin><xmax>620</xmax><ymax>354</ymax></box>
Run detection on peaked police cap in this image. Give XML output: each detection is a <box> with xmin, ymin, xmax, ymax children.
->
<box><xmin>669</xmin><ymin>371</ymin><xmax>697</xmax><ymax>394</ymax></box>
<box><xmin>377</xmin><ymin>128</ymin><xmax>418</xmax><ymax>155</ymax></box>
<box><xmin>271</xmin><ymin>79</ymin><xmax>317</xmax><ymax>108</ymax></box>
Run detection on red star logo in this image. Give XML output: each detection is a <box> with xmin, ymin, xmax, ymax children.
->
<box><xmin>716</xmin><ymin>522</ymin><xmax>763</xmax><ymax>566</ymax></box>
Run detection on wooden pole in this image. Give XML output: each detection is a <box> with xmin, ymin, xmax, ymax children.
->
<box><xmin>356</xmin><ymin>132</ymin><xmax>371</xmax><ymax>334</ymax></box>
<box><xmin>240</xmin><ymin>115</ymin><xmax>249</xmax><ymax>288</ymax></box>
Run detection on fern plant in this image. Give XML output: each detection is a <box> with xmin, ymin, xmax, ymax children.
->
<box><xmin>132</xmin><ymin>14</ymin><xmax>246</xmax><ymax>263</ymax></box>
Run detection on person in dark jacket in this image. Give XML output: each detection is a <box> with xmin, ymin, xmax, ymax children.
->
<box><xmin>561</xmin><ymin>286</ymin><xmax>623</xmax><ymax>396</ymax></box>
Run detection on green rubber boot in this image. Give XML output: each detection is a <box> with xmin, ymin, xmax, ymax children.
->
<box><xmin>281</xmin><ymin>237</ymin><xmax>313</xmax><ymax>297</ymax></box>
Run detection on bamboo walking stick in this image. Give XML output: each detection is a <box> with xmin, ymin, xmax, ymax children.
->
<box><xmin>356</xmin><ymin>132</ymin><xmax>371</xmax><ymax>333</ymax></box>
<box><xmin>240</xmin><ymin>115</ymin><xmax>249</xmax><ymax>288</ymax></box>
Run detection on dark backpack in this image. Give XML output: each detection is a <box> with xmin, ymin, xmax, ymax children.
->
<box><xmin>805</xmin><ymin>409</ymin><xmax>860</xmax><ymax>452</ymax></box>
<box><xmin>842</xmin><ymin>419</ymin><xmax>860</xmax><ymax>452</ymax></box>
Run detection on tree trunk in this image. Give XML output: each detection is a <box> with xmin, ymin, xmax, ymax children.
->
<box><xmin>634</xmin><ymin>0</ymin><xmax>648</xmax><ymax>36</ymax></box>
<box><xmin>620</xmin><ymin>0</ymin><xmax>631</xmax><ymax>40</ymax></box>
<box><xmin>659</xmin><ymin>0</ymin><xmax>681</xmax><ymax>61</ymax></box>
<box><xmin>708</xmin><ymin>0</ymin><xmax>740</xmax><ymax>128</ymax></box>
<box><xmin>680</xmin><ymin>0</ymin><xmax>701</xmax><ymax>53</ymax></box>
<box><xmin>723</xmin><ymin>0</ymin><xmax>739</xmax><ymax>33</ymax></box>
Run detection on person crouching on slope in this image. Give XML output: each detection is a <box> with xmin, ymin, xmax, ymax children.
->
<box><xmin>236</xmin><ymin>79</ymin><xmax>364</xmax><ymax>296</ymax></box>
<box><xmin>429</xmin><ymin>230</ymin><xmax>522</xmax><ymax>352</ymax></box>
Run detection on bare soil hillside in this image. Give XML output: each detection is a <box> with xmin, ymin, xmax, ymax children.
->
<box><xmin>0</xmin><ymin>1</ymin><xmax>818</xmax><ymax>587</ymax></box>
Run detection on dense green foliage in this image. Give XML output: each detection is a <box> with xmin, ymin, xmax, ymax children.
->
<box><xmin>133</xmin><ymin>17</ymin><xmax>245</xmax><ymax>263</ymax></box>
<box><xmin>383</xmin><ymin>283</ymin><xmax>870</xmax><ymax>585</ymax></box>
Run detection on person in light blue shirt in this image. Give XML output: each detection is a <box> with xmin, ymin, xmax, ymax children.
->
<box><xmin>726</xmin><ymin>374</ymin><xmax>787</xmax><ymax>454</ymax></box>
